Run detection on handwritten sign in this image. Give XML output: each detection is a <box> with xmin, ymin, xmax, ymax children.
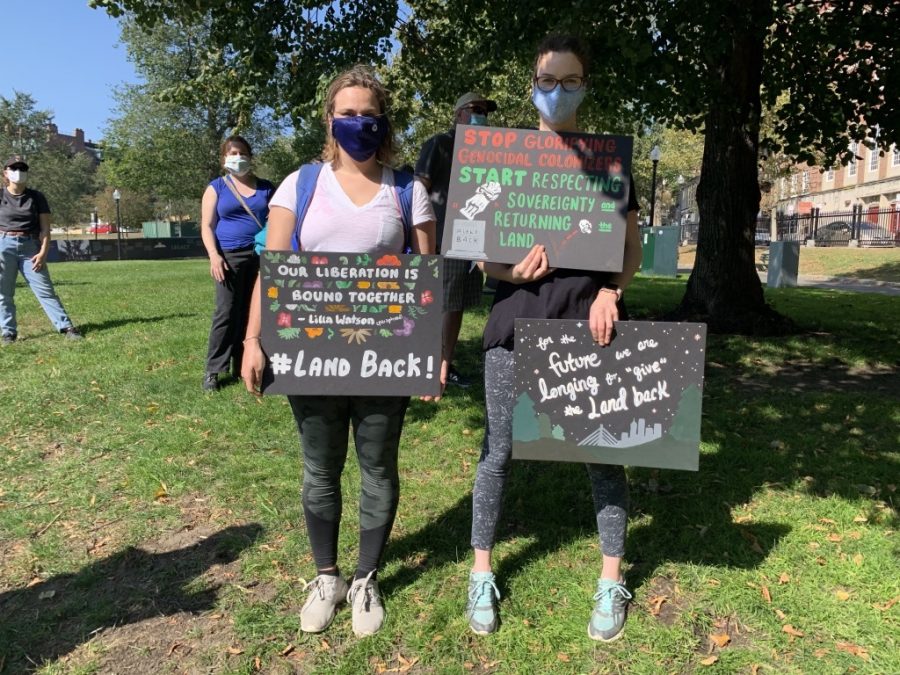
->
<box><xmin>442</xmin><ymin>125</ymin><xmax>633</xmax><ymax>271</ymax></box>
<box><xmin>259</xmin><ymin>251</ymin><xmax>442</xmax><ymax>396</ymax></box>
<box><xmin>513</xmin><ymin>320</ymin><xmax>706</xmax><ymax>470</ymax></box>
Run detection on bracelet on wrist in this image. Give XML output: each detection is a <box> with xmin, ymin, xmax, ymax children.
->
<box><xmin>243</xmin><ymin>336</ymin><xmax>261</xmax><ymax>343</ymax></box>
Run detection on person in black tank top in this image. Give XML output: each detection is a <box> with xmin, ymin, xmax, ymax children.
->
<box><xmin>466</xmin><ymin>35</ymin><xmax>642</xmax><ymax>642</ymax></box>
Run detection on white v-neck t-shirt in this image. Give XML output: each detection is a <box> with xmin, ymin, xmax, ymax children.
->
<box><xmin>269</xmin><ymin>162</ymin><xmax>434</xmax><ymax>255</ymax></box>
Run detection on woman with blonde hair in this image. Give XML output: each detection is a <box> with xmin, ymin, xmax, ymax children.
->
<box><xmin>242</xmin><ymin>66</ymin><xmax>437</xmax><ymax>637</ymax></box>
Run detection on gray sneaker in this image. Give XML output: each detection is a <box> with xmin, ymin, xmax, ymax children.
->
<box><xmin>300</xmin><ymin>574</ymin><xmax>349</xmax><ymax>633</ymax></box>
<box><xmin>347</xmin><ymin>570</ymin><xmax>385</xmax><ymax>636</ymax></box>
<box><xmin>467</xmin><ymin>571</ymin><xmax>500</xmax><ymax>635</ymax></box>
<box><xmin>588</xmin><ymin>579</ymin><xmax>632</xmax><ymax>642</ymax></box>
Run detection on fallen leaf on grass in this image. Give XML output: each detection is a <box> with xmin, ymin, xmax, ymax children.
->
<box><xmin>774</xmin><ymin>609</ymin><xmax>787</xmax><ymax>621</ymax></box>
<box><xmin>38</xmin><ymin>590</ymin><xmax>56</xmax><ymax>600</ymax></box>
<box><xmin>813</xmin><ymin>648</ymin><xmax>830</xmax><ymax>658</ymax></box>
<box><xmin>463</xmin><ymin>662</ymin><xmax>475</xmax><ymax>671</ymax></box>
<box><xmin>398</xmin><ymin>655</ymin><xmax>419</xmax><ymax>672</ymax></box>
<box><xmin>226</xmin><ymin>646</ymin><xmax>244</xmax><ymax>655</ymax></box>
<box><xmin>557</xmin><ymin>653</ymin><xmax>570</xmax><ymax>663</ymax></box>
<box><xmin>254</xmin><ymin>656</ymin><xmax>261</xmax><ymax>671</ymax></box>
<box><xmin>648</xmin><ymin>594</ymin><xmax>668</xmax><ymax>616</ymax></box>
<box><xmin>782</xmin><ymin>624</ymin><xmax>804</xmax><ymax>638</ymax></box>
<box><xmin>319</xmin><ymin>639</ymin><xmax>330</xmax><ymax>651</ymax></box>
<box><xmin>760</xmin><ymin>585</ymin><xmax>772</xmax><ymax>604</ymax></box>
<box><xmin>835</xmin><ymin>641</ymin><xmax>870</xmax><ymax>661</ymax></box>
<box><xmin>740</xmin><ymin>529</ymin><xmax>765</xmax><ymax>554</ymax></box>
<box><xmin>819</xmin><ymin>517</ymin><xmax>837</xmax><ymax>525</ymax></box>
<box><xmin>750</xmin><ymin>665</ymin><xmax>761</xmax><ymax>675</ymax></box>
<box><xmin>167</xmin><ymin>643</ymin><xmax>180</xmax><ymax>656</ymax></box>
<box><xmin>778</xmin><ymin>573</ymin><xmax>791</xmax><ymax>584</ymax></box>
<box><xmin>26</xmin><ymin>577</ymin><xmax>43</xmax><ymax>588</ymax></box>
<box><xmin>709</xmin><ymin>633</ymin><xmax>731</xmax><ymax>648</ymax></box>
<box><xmin>154</xmin><ymin>482</ymin><xmax>169</xmax><ymax>501</ymax></box>
<box><xmin>826</xmin><ymin>533</ymin><xmax>843</xmax><ymax>543</ymax></box>
<box><xmin>874</xmin><ymin>596</ymin><xmax>899</xmax><ymax>611</ymax></box>
<box><xmin>834</xmin><ymin>590</ymin><xmax>851</xmax><ymax>601</ymax></box>
<box><xmin>280</xmin><ymin>645</ymin><xmax>294</xmax><ymax>656</ymax></box>
<box><xmin>853</xmin><ymin>515</ymin><xmax>868</xmax><ymax>523</ymax></box>
<box><xmin>700</xmin><ymin>655</ymin><xmax>719</xmax><ymax>666</ymax></box>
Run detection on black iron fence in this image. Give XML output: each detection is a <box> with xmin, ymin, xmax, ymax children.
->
<box><xmin>680</xmin><ymin>206</ymin><xmax>900</xmax><ymax>247</ymax></box>
<box><xmin>46</xmin><ymin>237</ymin><xmax>207</xmax><ymax>262</ymax></box>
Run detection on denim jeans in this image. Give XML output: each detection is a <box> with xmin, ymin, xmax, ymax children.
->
<box><xmin>0</xmin><ymin>234</ymin><xmax>74</xmax><ymax>336</ymax></box>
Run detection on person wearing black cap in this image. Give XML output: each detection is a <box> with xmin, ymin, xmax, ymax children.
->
<box><xmin>415</xmin><ymin>92</ymin><xmax>497</xmax><ymax>387</ymax></box>
<box><xmin>1</xmin><ymin>155</ymin><xmax>82</xmax><ymax>344</ymax></box>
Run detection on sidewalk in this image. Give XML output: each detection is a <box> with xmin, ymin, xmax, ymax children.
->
<box><xmin>675</xmin><ymin>267</ymin><xmax>900</xmax><ymax>296</ymax></box>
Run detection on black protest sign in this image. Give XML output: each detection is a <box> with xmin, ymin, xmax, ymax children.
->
<box><xmin>513</xmin><ymin>320</ymin><xmax>706</xmax><ymax>471</ymax></box>
<box><xmin>259</xmin><ymin>251</ymin><xmax>442</xmax><ymax>396</ymax></box>
<box><xmin>442</xmin><ymin>125</ymin><xmax>633</xmax><ymax>272</ymax></box>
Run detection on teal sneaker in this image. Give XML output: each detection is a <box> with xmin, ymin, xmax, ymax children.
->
<box><xmin>467</xmin><ymin>571</ymin><xmax>500</xmax><ymax>635</ymax></box>
<box><xmin>588</xmin><ymin>579</ymin><xmax>632</xmax><ymax>642</ymax></box>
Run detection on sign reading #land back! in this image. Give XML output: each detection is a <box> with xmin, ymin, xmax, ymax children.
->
<box><xmin>513</xmin><ymin>320</ymin><xmax>706</xmax><ymax>471</ymax></box>
<box><xmin>259</xmin><ymin>251</ymin><xmax>443</xmax><ymax>397</ymax></box>
<box><xmin>442</xmin><ymin>125</ymin><xmax>633</xmax><ymax>272</ymax></box>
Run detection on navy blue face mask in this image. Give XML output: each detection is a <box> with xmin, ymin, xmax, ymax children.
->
<box><xmin>331</xmin><ymin>114</ymin><xmax>389</xmax><ymax>162</ymax></box>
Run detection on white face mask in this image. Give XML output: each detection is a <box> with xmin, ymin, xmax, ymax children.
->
<box><xmin>6</xmin><ymin>170</ymin><xmax>26</xmax><ymax>184</ymax></box>
<box><xmin>224</xmin><ymin>155</ymin><xmax>251</xmax><ymax>176</ymax></box>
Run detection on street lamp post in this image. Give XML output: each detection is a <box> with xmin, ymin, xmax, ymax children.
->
<box><xmin>113</xmin><ymin>189</ymin><xmax>122</xmax><ymax>261</ymax></box>
<box><xmin>649</xmin><ymin>145</ymin><xmax>661</xmax><ymax>228</ymax></box>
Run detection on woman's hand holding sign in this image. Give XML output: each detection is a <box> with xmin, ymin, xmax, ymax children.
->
<box><xmin>480</xmin><ymin>244</ymin><xmax>553</xmax><ymax>285</ymax></box>
<box><xmin>589</xmin><ymin>288</ymin><xmax>619</xmax><ymax>346</ymax></box>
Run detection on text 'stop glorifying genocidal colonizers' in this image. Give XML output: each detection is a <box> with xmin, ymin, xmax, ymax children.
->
<box><xmin>442</xmin><ymin>125</ymin><xmax>634</xmax><ymax>272</ymax></box>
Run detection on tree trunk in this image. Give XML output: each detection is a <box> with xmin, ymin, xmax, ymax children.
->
<box><xmin>672</xmin><ymin>6</ymin><xmax>792</xmax><ymax>335</ymax></box>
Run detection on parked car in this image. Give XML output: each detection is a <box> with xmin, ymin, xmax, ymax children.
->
<box><xmin>816</xmin><ymin>221</ymin><xmax>893</xmax><ymax>246</ymax></box>
<box><xmin>88</xmin><ymin>223</ymin><xmax>118</xmax><ymax>234</ymax></box>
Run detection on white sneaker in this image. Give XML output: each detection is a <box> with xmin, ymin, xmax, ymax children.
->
<box><xmin>300</xmin><ymin>574</ymin><xmax>349</xmax><ymax>632</ymax></box>
<box><xmin>347</xmin><ymin>570</ymin><xmax>385</xmax><ymax>636</ymax></box>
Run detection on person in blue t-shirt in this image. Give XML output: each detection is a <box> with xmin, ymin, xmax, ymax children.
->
<box><xmin>199</xmin><ymin>135</ymin><xmax>275</xmax><ymax>391</ymax></box>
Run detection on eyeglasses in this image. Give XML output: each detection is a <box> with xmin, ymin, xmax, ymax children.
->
<box><xmin>533</xmin><ymin>75</ymin><xmax>586</xmax><ymax>93</ymax></box>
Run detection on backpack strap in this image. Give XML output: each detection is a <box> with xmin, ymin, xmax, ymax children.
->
<box><xmin>391</xmin><ymin>169</ymin><xmax>415</xmax><ymax>253</ymax></box>
<box><xmin>291</xmin><ymin>163</ymin><xmax>324</xmax><ymax>251</ymax></box>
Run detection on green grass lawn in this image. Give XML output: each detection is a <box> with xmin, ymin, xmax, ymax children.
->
<box><xmin>1</xmin><ymin>260</ymin><xmax>897</xmax><ymax>674</ymax></box>
<box><xmin>678</xmin><ymin>245</ymin><xmax>900</xmax><ymax>282</ymax></box>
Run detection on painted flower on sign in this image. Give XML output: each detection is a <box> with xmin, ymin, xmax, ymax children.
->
<box><xmin>340</xmin><ymin>328</ymin><xmax>372</xmax><ymax>344</ymax></box>
<box><xmin>267</xmin><ymin>286</ymin><xmax>278</xmax><ymax>299</ymax></box>
<box><xmin>420</xmin><ymin>290</ymin><xmax>434</xmax><ymax>306</ymax></box>
<box><xmin>376</xmin><ymin>254</ymin><xmax>401</xmax><ymax>266</ymax></box>
<box><xmin>277</xmin><ymin>312</ymin><xmax>292</xmax><ymax>327</ymax></box>
<box><xmin>304</xmin><ymin>327</ymin><xmax>324</xmax><ymax>338</ymax></box>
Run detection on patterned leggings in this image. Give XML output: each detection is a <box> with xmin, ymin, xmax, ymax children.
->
<box><xmin>471</xmin><ymin>347</ymin><xmax>629</xmax><ymax>557</ymax></box>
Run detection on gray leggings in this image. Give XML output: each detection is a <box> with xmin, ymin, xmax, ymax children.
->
<box><xmin>471</xmin><ymin>347</ymin><xmax>629</xmax><ymax>557</ymax></box>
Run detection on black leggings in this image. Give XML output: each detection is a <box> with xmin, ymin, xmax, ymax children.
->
<box><xmin>289</xmin><ymin>395</ymin><xmax>409</xmax><ymax>576</ymax></box>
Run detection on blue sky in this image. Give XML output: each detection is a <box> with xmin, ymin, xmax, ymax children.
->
<box><xmin>2</xmin><ymin>1</ymin><xmax>139</xmax><ymax>142</ymax></box>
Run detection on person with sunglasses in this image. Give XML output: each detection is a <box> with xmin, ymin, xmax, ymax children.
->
<box><xmin>415</xmin><ymin>92</ymin><xmax>496</xmax><ymax>388</ymax></box>
<box><xmin>465</xmin><ymin>35</ymin><xmax>642</xmax><ymax>642</ymax></box>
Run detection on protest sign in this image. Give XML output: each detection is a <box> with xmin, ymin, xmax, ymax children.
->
<box><xmin>443</xmin><ymin>125</ymin><xmax>633</xmax><ymax>271</ymax></box>
<box><xmin>513</xmin><ymin>320</ymin><xmax>706</xmax><ymax>470</ymax></box>
<box><xmin>259</xmin><ymin>251</ymin><xmax>442</xmax><ymax>396</ymax></box>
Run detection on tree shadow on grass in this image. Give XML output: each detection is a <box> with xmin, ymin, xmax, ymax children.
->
<box><xmin>381</xmin><ymin>375</ymin><xmax>895</xmax><ymax>608</ymax></box>
<box><xmin>0</xmin><ymin>523</ymin><xmax>263</xmax><ymax>674</ymax></box>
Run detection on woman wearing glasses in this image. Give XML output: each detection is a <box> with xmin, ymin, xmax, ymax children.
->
<box><xmin>466</xmin><ymin>34</ymin><xmax>642</xmax><ymax>641</ymax></box>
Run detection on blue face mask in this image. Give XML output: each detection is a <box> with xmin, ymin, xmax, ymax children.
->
<box><xmin>531</xmin><ymin>85</ymin><xmax>586</xmax><ymax>126</ymax></box>
<box><xmin>331</xmin><ymin>114</ymin><xmax>389</xmax><ymax>162</ymax></box>
<box><xmin>469</xmin><ymin>113</ymin><xmax>489</xmax><ymax>126</ymax></box>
